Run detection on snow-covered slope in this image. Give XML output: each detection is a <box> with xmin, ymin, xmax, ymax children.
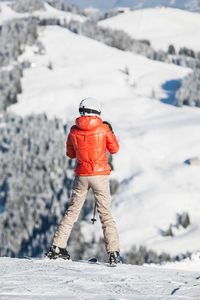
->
<box><xmin>7</xmin><ymin>23</ymin><xmax>200</xmax><ymax>256</ymax></box>
<box><xmin>99</xmin><ymin>7</ymin><xmax>200</xmax><ymax>51</ymax></box>
<box><xmin>0</xmin><ymin>2</ymin><xmax>86</xmax><ymax>25</ymax></box>
<box><xmin>9</xmin><ymin>26</ymin><xmax>190</xmax><ymax>120</ymax></box>
<box><xmin>0</xmin><ymin>257</ymin><xmax>200</xmax><ymax>299</ymax></box>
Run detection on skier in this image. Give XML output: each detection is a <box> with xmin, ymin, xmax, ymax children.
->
<box><xmin>47</xmin><ymin>97</ymin><xmax>120</xmax><ymax>265</ymax></box>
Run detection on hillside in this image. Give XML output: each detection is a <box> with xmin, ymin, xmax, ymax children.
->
<box><xmin>100</xmin><ymin>7</ymin><xmax>200</xmax><ymax>52</ymax></box>
<box><xmin>7</xmin><ymin>22</ymin><xmax>200</xmax><ymax>257</ymax></box>
<box><xmin>0</xmin><ymin>256</ymin><xmax>200</xmax><ymax>299</ymax></box>
<box><xmin>0</xmin><ymin>0</ymin><xmax>200</xmax><ymax>262</ymax></box>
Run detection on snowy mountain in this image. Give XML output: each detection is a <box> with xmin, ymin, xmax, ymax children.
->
<box><xmin>0</xmin><ymin>0</ymin><xmax>200</xmax><ymax>12</ymax></box>
<box><xmin>99</xmin><ymin>7</ymin><xmax>200</xmax><ymax>52</ymax></box>
<box><xmin>1</xmin><ymin>0</ymin><xmax>200</xmax><ymax>262</ymax></box>
<box><xmin>8</xmin><ymin>23</ymin><xmax>200</xmax><ymax>257</ymax></box>
<box><xmin>62</xmin><ymin>0</ymin><xmax>200</xmax><ymax>12</ymax></box>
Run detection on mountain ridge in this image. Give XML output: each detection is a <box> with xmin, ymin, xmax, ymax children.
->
<box><xmin>62</xmin><ymin>0</ymin><xmax>200</xmax><ymax>12</ymax></box>
<box><xmin>0</xmin><ymin>0</ymin><xmax>200</xmax><ymax>12</ymax></box>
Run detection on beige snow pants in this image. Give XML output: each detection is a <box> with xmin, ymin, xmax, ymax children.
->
<box><xmin>53</xmin><ymin>175</ymin><xmax>120</xmax><ymax>253</ymax></box>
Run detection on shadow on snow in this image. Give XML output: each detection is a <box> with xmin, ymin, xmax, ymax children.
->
<box><xmin>160</xmin><ymin>79</ymin><xmax>181</xmax><ymax>105</ymax></box>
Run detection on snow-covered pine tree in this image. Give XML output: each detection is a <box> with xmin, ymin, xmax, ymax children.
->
<box><xmin>12</xmin><ymin>0</ymin><xmax>45</xmax><ymax>13</ymax></box>
<box><xmin>47</xmin><ymin>0</ymin><xmax>87</xmax><ymax>16</ymax></box>
<box><xmin>0</xmin><ymin>18</ymin><xmax>39</xmax><ymax>111</ymax></box>
<box><xmin>175</xmin><ymin>69</ymin><xmax>200</xmax><ymax>107</ymax></box>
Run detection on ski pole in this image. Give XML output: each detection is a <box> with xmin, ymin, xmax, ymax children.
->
<box><xmin>91</xmin><ymin>202</ymin><xmax>97</xmax><ymax>224</ymax></box>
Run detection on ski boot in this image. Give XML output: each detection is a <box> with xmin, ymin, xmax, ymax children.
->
<box><xmin>46</xmin><ymin>245</ymin><xmax>71</xmax><ymax>260</ymax></box>
<box><xmin>108</xmin><ymin>251</ymin><xmax>120</xmax><ymax>267</ymax></box>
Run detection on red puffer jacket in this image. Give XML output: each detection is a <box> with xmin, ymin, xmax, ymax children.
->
<box><xmin>66</xmin><ymin>116</ymin><xmax>119</xmax><ymax>176</ymax></box>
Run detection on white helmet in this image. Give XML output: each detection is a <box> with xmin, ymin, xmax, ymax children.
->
<box><xmin>79</xmin><ymin>97</ymin><xmax>101</xmax><ymax>116</ymax></box>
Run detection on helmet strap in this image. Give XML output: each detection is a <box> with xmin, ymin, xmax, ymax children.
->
<box><xmin>79</xmin><ymin>107</ymin><xmax>101</xmax><ymax>116</ymax></box>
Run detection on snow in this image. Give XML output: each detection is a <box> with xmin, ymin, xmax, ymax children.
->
<box><xmin>99</xmin><ymin>7</ymin><xmax>200</xmax><ymax>51</ymax></box>
<box><xmin>34</xmin><ymin>2</ymin><xmax>86</xmax><ymax>23</ymax></box>
<box><xmin>0</xmin><ymin>257</ymin><xmax>200</xmax><ymax>299</ymax></box>
<box><xmin>161</xmin><ymin>252</ymin><xmax>200</xmax><ymax>272</ymax></box>
<box><xmin>84</xmin><ymin>6</ymin><xmax>101</xmax><ymax>15</ymax></box>
<box><xmin>8</xmin><ymin>24</ymin><xmax>200</xmax><ymax>256</ymax></box>
<box><xmin>0</xmin><ymin>0</ymin><xmax>200</xmax><ymax>262</ymax></box>
<box><xmin>0</xmin><ymin>2</ymin><xmax>86</xmax><ymax>25</ymax></box>
<box><xmin>9</xmin><ymin>26</ymin><xmax>190</xmax><ymax>121</ymax></box>
<box><xmin>6</xmin><ymin>24</ymin><xmax>200</xmax><ymax>257</ymax></box>
<box><xmin>1</xmin><ymin>4</ymin><xmax>200</xmax><ymax>298</ymax></box>
<box><xmin>61</xmin><ymin>0</ymin><xmax>117</xmax><ymax>11</ymax></box>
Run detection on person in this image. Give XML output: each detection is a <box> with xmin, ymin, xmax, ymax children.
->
<box><xmin>47</xmin><ymin>97</ymin><xmax>120</xmax><ymax>265</ymax></box>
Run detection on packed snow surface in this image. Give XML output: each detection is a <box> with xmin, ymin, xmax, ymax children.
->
<box><xmin>100</xmin><ymin>7</ymin><xmax>200</xmax><ymax>51</ymax></box>
<box><xmin>8</xmin><ymin>24</ymin><xmax>200</xmax><ymax>257</ymax></box>
<box><xmin>0</xmin><ymin>257</ymin><xmax>200</xmax><ymax>299</ymax></box>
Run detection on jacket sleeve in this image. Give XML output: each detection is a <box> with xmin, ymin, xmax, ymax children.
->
<box><xmin>106</xmin><ymin>129</ymin><xmax>119</xmax><ymax>154</ymax></box>
<box><xmin>66</xmin><ymin>134</ymin><xmax>76</xmax><ymax>158</ymax></box>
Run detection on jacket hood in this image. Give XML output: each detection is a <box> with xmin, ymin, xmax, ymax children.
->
<box><xmin>76</xmin><ymin>116</ymin><xmax>102</xmax><ymax>131</ymax></box>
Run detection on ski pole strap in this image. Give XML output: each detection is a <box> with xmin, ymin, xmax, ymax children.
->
<box><xmin>91</xmin><ymin>202</ymin><xmax>97</xmax><ymax>224</ymax></box>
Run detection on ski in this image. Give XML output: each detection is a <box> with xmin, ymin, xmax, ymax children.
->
<box><xmin>88</xmin><ymin>257</ymin><xmax>98</xmax><ymax>263</ymax></box>
<box><xmin>24</xmin><ymin>256</ymin><xmax>121</xmax><ymax>267</ymax></box>
<box><xmin>24</xmin><ymin>256</ymin><xmax>98</xmax><ymax>264</ymax></box>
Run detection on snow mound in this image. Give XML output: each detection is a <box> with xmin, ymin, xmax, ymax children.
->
<box><xmin>0</xmin><ymin>257</ymin><xmax>200</xmax><ymax>299</ymax></box>
<box><xmin>162</xmin><ymin>252</ymin><xmax>200</xmax><ymax>272</ymax></box>
<box><xmin>99</xmin><ymin>7</ymin><xmax>200</xmax><ymax>51</ymax></box>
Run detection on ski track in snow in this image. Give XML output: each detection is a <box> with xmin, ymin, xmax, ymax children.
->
<box><xmin>0</xmin><ymin>258</ymin><xmax>200</xmax><ymax>299</ymax></box>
